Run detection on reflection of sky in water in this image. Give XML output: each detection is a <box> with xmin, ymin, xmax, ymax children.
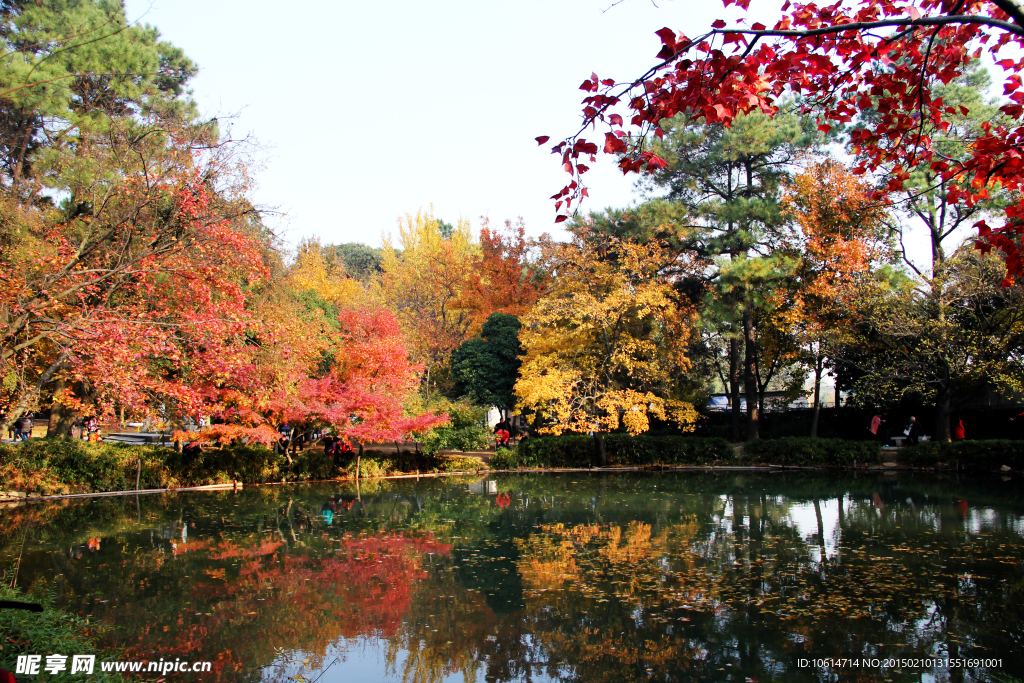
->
<box><xmin>788</xmin><ymin>499</ymin><xmax>841</xmax><ymax>561</ymax></box>
<box><xmin>265</xmin><ymin>638</ymin><xmax>564</xmax><ymax>683</ymax></box>
<box><xmin>3</xmin><ymin>473</ymin><xmax>1023</xmax><ymax>683</ymax></box>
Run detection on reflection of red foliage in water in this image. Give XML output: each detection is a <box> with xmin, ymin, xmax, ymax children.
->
<box><xmin>209</xmin><ymin>538</ymin><xmax>283</xmax><ymax>560</ymax></box>
<box><xmin>495</xmin><ymin>493</ymin><xmax>511</xmax><ymax>508</ymax></box>
<box><xmin>958</xmin><ymin>499</ymin><xmax>969</xmax><ymax>518</ymax></box>
<box><xmin>116</xmin><ymin>532</ymin><xmax>451</xmax><ymax>681</ymax></box>
<box><xmin>171</xmin><ymin>539</ymin><xmax>211</xmax><ymax>556</ymax></box>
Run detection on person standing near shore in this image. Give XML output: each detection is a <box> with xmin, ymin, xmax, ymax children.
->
<box><xmin>869</xmin><ymin>412</ymin><xmax>890</xmax><ymax>446</ymax></box>
<box><xmin>953</xmin><ymin>414</ymin><xmax>966</xmax><ymax>440</ymax></box>
<box><xmin>905</xmin><ymin>416</ymin><xmax>921</xmax><ymax>446</ymax></box>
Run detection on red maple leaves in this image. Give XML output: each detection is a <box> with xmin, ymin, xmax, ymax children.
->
<box><xmin>549</xmin><ymin>0</ymin><xmax>1024</xmax><ymax>278</ymax></box>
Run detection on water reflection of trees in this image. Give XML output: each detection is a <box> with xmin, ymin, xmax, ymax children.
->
<box><xmin>1</xmin><ymin>474</ymin><xmax>1023</xmax><ymax>682</ymax></box>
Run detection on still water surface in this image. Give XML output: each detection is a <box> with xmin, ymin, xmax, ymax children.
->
<box><xmin>1</xmin><ymin>472</ymin><xmax>1022</xmax><ymax>682</ymax></box>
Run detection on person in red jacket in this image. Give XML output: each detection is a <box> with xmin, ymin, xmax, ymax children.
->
<box><xmin>953</xmin><ymin>414</ymin><xmax>966</xmax><ymax>440</ymax></box>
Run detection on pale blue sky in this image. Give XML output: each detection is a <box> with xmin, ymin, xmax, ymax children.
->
<box><xmin>123</xmin><ymin>0</ymin><xmax>762</xmax><ymax>248</ymax></box>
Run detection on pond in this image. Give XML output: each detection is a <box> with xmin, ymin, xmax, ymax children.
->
<box><xmin>1</xmin><ymin>472</ymin><xmax>1022</xmax><ymax>682</ymax></box>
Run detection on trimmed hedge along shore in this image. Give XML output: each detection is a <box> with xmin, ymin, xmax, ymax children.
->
<box><xmin>500</xmin><ymin>435</ymin><xmax>1024</xmax><ymax>471</ymax></box>
<box><xmin>741</xmin><ymin>437</ymin><xmax>880</xmax><ymax>467</ymax></box>
<box><xmin>0</xmin><ymin>440</ymin><xmax>486</xmax><ymax>497</ymax></box>
<box><xmin>512</xmin><ymin>434</ymin><xmax>734</xmax><ymax>468</ymax></box>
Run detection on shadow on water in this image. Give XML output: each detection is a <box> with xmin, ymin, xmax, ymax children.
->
<box><xmin>1</xmin><ymin>471</ymin><xmax>1022</xmax><ymax>682</ymax></box>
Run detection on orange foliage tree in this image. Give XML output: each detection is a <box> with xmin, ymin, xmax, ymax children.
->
<box><xmin>460</xmin><ymin>218</ymin><xmax>549</xmax><ymax>334</ymax></box>
<box><xmin>780</xmin><ymin>159</ymin><xmax>888</xmax><ymax>434</ymax></box>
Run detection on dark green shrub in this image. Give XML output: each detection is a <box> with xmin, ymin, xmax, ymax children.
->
<box><xmin>517</xmin><ymin>434</ymin><xmax>595</xmax><ymax>468</ymax></box>
<box><xmin>741</xmin><ymin>437</ymin><xmax>880</xmax><ymax>467</ymax></box>
<box><xmin>605</xmin><ymin>434</ymin><xmax>734</xmax><ymax>466</ymax></box>
<box><xmin>516</xmin><ymin>434</ymin><xmax>735</xmax><ymax>468</ymax></box>
<box><xmin>288</xmin><ymin>448</ymin><xmax>336</xmax><ymax>480</ymax></box>
<box><xmin>898</xmin><ymin>440</ymin><xmax>1024</xmax><ymax>470</ymax></box>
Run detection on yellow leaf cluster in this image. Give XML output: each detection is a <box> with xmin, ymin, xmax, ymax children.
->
<box><xmin>514</xmin><ymin>225</ymin><xmax>697</xmax><ymax>435</ymax></box>
<box><xmin>286</xmin><ymin>242</ymin><xmax>366</xmax><ymax>310</ymax></box>
<box><xmin>374</xmin><ymin>207</ymin><xmax>479</xmax><ymax>371</ymax></box>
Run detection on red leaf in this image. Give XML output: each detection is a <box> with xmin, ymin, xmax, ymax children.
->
<box><xmin>535</xmin><ymin>136</ymin><xmax>550</xmax><ymax>146</ymax></box>
<box><xmin>609</xmin><ymin>114</ymin><xmax>623</xmax><ymax>126</ymax></box>
<box><xmin>751</xmin><ymin>22</ymin><xmax>765</xmax><ymax>31</ymax></box>
<box><xmin>554</xmin><ymin>215</ymin><xmax>569</xmax><ymax>223</ymax></box>
<box><xmin>655</xmin><ymin>27</ymin><xmax>676</xmax><ymax>45</ymax></box>
<box><xmin>711</xmin><ymin>19</ymin><xmax>727</xmax><ymax>29</ymax></box>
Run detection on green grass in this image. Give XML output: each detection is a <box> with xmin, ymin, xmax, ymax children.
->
<box><xmin>0</xmin><ymin>583</ymin><xmax>129</xmax><ymax>682</ymax></box>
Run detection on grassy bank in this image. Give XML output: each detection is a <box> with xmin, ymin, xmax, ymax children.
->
<box><xmin>0</xmin><ymin>585</ymin><xmax>128</xmax><ymax>682</ymax></box>
<box><xmin>0</xmin><ymin>440</ymin><xmax>487</xmax><ymax>498</ymax></box>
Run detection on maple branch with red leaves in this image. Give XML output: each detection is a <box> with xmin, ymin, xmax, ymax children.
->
<box><xmin>547</xmin><ymin>0</ymin><xmax>1024</xmax><ymax>279</ymax></box>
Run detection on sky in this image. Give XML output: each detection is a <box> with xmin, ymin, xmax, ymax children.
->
<box><xmin>122</xmin><ymin>0</ymin><xmax>766</xmax><ymax>250</ymax></box>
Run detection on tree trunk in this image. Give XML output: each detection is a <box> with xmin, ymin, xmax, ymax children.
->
<box><xmin>356</xmin><ymin>442</ymin><xmax>363</xmax><ymax>480</ymax></box>
<box><xmin>46</xmin><ymin>378</ymin><xmax>66</xmax><ymax>437</ymax></box>
<box><xmin>730</xmin><ymin>337</ymin><xmax>742</xmax><ymax>441</ymax></box>
<box><xmin>935</xmin><ymin>377</ymin><xmax>953</xmax><ymax>442</ymax></box>
<box><xmin>1</xmin><ymin>353</ymin><xmax>67</xmax><ymax>433</ymax></box>
<box><xmin>593</xmin><ymin>433</ymin><xmax>607</xmax><ymax>467</ymax></box>
<box><xmin>743</xmin><ymin>311</ymin><xmax>759</xmax><ymax>441</ymax></box>
<box><xmin>810</xmin><ymin>349</ymin><xmax>823</xmax><ymax>438</ymax></box>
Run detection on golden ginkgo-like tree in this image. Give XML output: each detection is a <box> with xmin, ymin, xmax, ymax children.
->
<box><xmin>514</xmin><ymin>223</ymin><xmax>699</xmax><ymax>463</ymax></box>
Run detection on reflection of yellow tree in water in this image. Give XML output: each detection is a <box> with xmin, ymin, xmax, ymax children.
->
<box><xmin>517</xmin><ymin>521</ymin><xmax>714</xmax><ymax>606</ymax></box>
<box><xmin>383</xmin><ymin>589</ymin><xmax>495</xmax><ymax>683</ymax></box>
<box><xmin>512</xmin><ymin>521</ymin><xmax>718</xmax><ymax>682</ymax></box>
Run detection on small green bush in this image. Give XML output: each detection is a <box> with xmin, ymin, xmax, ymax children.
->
<box><xmin>898</xmin><ymin>439</ymin><xmax>1024</xmax><ymax>470</ymax></box>
<box><xmin>346</xmin><ymin>454</ymin><xmax>395</xmax><ymax>479</ymax></box>
<box><xmin>434</xmin><ymin>454</ymin><xmax>487</xmax><ymax>472</ymax></box>
<box><xmin>421</xmin><ymin>400</ymin><xmax>492</xmax><ymax>455</ymax></box>
<box><xmin>741</xmin><ymin>437</ymin><xmax>880</xmax><ymax>467</ymax></box>
<box><xmin>489</xmin><ymin>447</ymin><xmax>520</xmax><ymax>470</ymax></box>
<box><xmin>289</xmin><ymin>448</ymin><xmax>336</xmax><ymax>480</ymax></box>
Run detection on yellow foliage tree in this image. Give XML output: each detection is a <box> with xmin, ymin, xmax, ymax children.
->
<box><xmin>375</xmin><ymin>208</ymin><xmax>479</xmax><ymax>395</ymax></box>
<box><xmin>286</xmin><ymin>239</ymin><xmax>367</xmax><ymax>310</ymax></box>
<box><xmin>514</xmin><ymin>224</ymin><xmax>698</xmax><ymax>459</ymax></box>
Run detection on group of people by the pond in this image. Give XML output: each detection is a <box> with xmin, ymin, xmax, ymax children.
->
<box><xmin>3</xmin><ymin>414</ymin><xmax>102</xmax><ymax>441</ymax></box>
<box><xmin>868</xmin><ymin>413</ymin><xmax>969</xmax><ymax>446</ymax></box>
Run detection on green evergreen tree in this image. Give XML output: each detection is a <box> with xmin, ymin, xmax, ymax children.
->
<box><xmin>0</xmin><ymin>0</ymin><xmax>199</xmax><ymax>194</ymax></box>
<box><xmin>644</xmin><ymin>108</ymin><xmax>818</xmax><ymax>440</ymax></box>
<box><xmin>451</xmin><ymin>313</ymin><xmax>522</xmax><ymax>415</ymax></box>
